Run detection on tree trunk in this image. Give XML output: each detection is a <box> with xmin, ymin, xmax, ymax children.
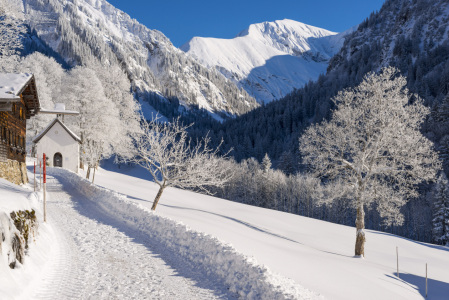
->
<box><xmin>86</xmin><ymin>166</ymin><xmax>91</xmax><ymax>179</ymax></box>
<box><xmin>355</xmin><ymin>203</ymin><xmax>366</xmax><ymax>257</ymax></box>
<box><xmin>151</xmin><ymin>185</ymin><xmax>165</xmax><ymax>211</ymax></box>
<box><xmin>80</xmin><ymin>132</ymin><xmax>84</xmax><ymax>170</ymax></box>
<box><xmin>92</xmin><ymin>164</ymin><xmax>96</xmax><ymax>184</ymax></box>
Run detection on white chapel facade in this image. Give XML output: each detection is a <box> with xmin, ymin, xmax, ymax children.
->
<box><xmin>33</xmin><ymin>118</ymin><xmax>81</xmax><ymax>173</ymax></box>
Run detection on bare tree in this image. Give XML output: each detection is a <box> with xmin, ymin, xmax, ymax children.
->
<box><xmin>300</xmin><ymin>67</ymin><xmax>440</xmax><ymax>257</ymax></box>
<box><xmin>130</xmin><ymin>117</ymin><xmax>234</xmax><ymax>210</ymax></box>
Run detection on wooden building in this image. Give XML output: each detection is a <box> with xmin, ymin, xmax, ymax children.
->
<box><xmin>0</xmin><ymin>73</ymin><xmax>40</xmax><ymax>163</ymax></box>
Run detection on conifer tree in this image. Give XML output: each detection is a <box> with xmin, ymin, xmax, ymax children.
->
<box><xmin>432</xmin><ymin>173</ymin><xmax>449</xmax><ymax>245</ymax></box>
<box><xmin>261</xmin><ymin>153</ymin><xmax>272</xmax><ymax>173</ymax></box>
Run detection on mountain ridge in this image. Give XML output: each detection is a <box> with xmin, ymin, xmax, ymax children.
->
<box><xmin>3</xmin><ymin>0</ymin><xmax>259</xmax><ymax>119</ymax></box>
<box><xmin>181</xmin><ymin>19</ymin><xmax>350</xmax><ymax>103</ymax></box>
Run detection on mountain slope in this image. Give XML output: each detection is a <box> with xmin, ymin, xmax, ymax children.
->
<box><xmin>5</xmin><ymin>0</ymin><xmax>259</xmax><ymax>118</ymax></box>
<box><xmin>199</xmin><ymin>0</ymin><xmax>449</xmax><ymax>167</ymax></box>
<box><xmin>181</xmin><ymin>19</ymin><xmax>349</xmax><ymax>103</ymax></box>
<box><xmin>186</xmin><ymin>0</ymin><xmax>449</xmax><ymax>246</ymax></box>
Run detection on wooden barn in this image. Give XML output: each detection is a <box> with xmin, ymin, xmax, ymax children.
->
<box><xmin>0</xmin><ymin>73</ymin><xmax>40</xmax><ymax>163</ymax></box>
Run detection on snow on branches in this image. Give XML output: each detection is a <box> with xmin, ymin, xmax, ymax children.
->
<box><xmin>130</xmin><ymin>116</ymin><xmax>234</xmax><ymax>210</ymax></box>
<box><xmin>300</xmin><ymin>67</ymin><xmax>440</xmax><ymax>256</ymax></box>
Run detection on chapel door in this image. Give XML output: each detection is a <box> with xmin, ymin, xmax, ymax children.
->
<box><xmin>54</xmin><ymin>153</ymin><xmax>63</xmax><ymax>167</ymax></box>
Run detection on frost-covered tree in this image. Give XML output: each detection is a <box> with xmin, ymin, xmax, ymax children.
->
<box><xmin>20</xmin><ymin>53</ymin><xmax>65</xmax><ymax>142</ymax></box>
<box><xmin>65</xmin><ymin>67</ymin><xmax>120</xmax><ymax>175</ymax></box>
<box><xmin>261</xmin><ymin>153</ymin><xmax>272</xmax><ymax>172</ymax></box>
<box><xmin>90</xmin><ymin>63</ymin><xmax>142</xmax><ymax>159</ymax></box>
<box><xmin>300</xmin><ymin>67</ymin><xmax>440</xmax><ymax>257</ymax></box>
<box><xmin>130</xmin><ymin>117</ymin><xmax>234</xmax><ymax>210</ymax></box>
<box><xmin>432</xmin><ymin>174</ymin><xmax>449</xmax><ymax>245</ymax></box>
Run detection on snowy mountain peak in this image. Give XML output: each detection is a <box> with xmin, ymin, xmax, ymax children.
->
<box><xmin>4</xmin><ymin>0</ymin><xmax>258</xmax><ymax>119</ymax></box>
<box><xmin>238</xmin><ymin>19</ymin><xmax>336</xmax><ymax>38</ymax></box>
<box><xmin>182</xmin><ymin>19</ymin><xmax>348</xmax><ymax>103</ymax></box>
<box><xmin>237</xmin><ymin>19</ymin><xmax>338</xmax><ymax>57</ymax></box>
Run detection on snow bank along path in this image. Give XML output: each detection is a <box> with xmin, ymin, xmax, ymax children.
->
<box><xmin>45</xmin><ymin>167</ymin><xmax>319</xmax><ymax>300</ymax></box>
<box><xmin>30</xmin><ymin>171</ymin><xmax>225</xmax><ymax>299</ymax></box>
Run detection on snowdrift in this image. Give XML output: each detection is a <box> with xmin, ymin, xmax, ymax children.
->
<box><xmin>48</xmin><ymin>167</ymin><xmax>319</xmax><ymax>300</ymax></box>
<box><xmin>0</xmin><ymin>178</ymin><xmax>54</xmax><ymax>299</ymax></box>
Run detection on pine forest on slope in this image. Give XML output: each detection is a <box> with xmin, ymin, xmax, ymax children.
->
<box><xmin>184</xmin><ymin>0</ymin><xmax>449</xmax><ymax>246</ymax></box>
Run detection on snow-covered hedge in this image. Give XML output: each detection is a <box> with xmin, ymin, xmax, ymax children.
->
<box><xmin>49</xmin><ymin>168</ymin><xmax>319</xmax><ymax>300</ymax></box>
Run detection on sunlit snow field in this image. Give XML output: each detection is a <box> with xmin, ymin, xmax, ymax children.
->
<box><xmin>94</xmin><ymin>164</ymin><xmax>449</xmax><ymax>300</ymax></box>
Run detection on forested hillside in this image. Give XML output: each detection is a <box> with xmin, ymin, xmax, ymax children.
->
<box><xmin>185</xmin><ymin>0</ymin><xmax>449</xmax><ymax>244</ymax></box>
<box><xmin>198</xmin><ymin>0</ymin><xmax>449</xmax><ymax>171</ymax></box>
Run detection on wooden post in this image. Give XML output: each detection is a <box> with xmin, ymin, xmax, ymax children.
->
<box><xmin>426</xmin><ymin>263</ymin><xmax>428</xmax><ymax>298</ymax></box>
<box><xmin>396</xmin><ymin>246</ymin><xmax>399</xmax><ymax>278</ymax></box>
<box><xmin>33</xmin><ymin>161</ymin><xmax>36</xmax><ymax>192</ymax></box>
<box><xmin>43</xmin><ymin>153</ymin><xmax>47</xmax><ymax>223</ymax></box>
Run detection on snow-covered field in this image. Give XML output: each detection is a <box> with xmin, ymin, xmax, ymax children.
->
<box><xmin>92</xmin><ymin>165</ymin><xmax>449</xmax><ymax>300</ymax></box>
<box><xmin>1</xmin><ymin>164</ymin><xmax>449</xmax><ymax>299</ymax></box>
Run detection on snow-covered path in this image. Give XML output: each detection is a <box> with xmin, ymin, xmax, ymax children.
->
<box><xmin>30</xmin><ymin>174</ymin><xmax>229</xmax><ymax>299</ymax></box>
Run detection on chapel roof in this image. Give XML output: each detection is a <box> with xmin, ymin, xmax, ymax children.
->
<box><xmin>32</xmin><ymin>118</ymin><xmax>82</xmax><ymax>144</ymax></box>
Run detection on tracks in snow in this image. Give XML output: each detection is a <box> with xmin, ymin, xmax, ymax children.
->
<box><xmin>32</xmin><ymin>175</ymin><xmax>229</xmax><ymax>299</ymax></box>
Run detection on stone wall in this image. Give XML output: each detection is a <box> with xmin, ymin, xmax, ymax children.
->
<box><xmin>0</xmin><ymin>160</ymin><xmax>28</xmax><ymax>185</ymax></box>
<box><xmin>0</xmin><ymin>209</ymin><xmax>38</xmax><ymax>269</ymax></box>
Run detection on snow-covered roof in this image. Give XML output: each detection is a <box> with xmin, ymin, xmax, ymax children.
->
<box><xmin>39</xmin><ymin>108</ymin><xmax>80</xmax><ymax>115</ymax></box>
<box><xmin>39</xmin><ymin>103</ymin><xmax>80</xmax><ymax>115</ymax></box>
<box><xmin>33</xmin><ymin>118</ymin><xmax>82</xmax><ymax>144</ymax></box>
<box><xmin>0</xmin><ymin>73</ymin><xmax>33</xmax><ymax>101</ymax></box>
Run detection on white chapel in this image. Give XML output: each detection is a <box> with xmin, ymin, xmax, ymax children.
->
<box><xmin>33</xmin><ymin>104</ymin><xmax>81</xmax><ymax>173</ymax></box>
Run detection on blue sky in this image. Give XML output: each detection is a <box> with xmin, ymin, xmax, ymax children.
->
<box><xmin>107</xmin><ymin>0</ymin><xmax>385</xmax><ymax>47</ymax></box>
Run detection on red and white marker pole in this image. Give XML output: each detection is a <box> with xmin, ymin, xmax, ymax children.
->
<box><xmin>39</xmin><ymin>156</ymin><xmax>42</xmax><ymax>190</ymax></box>
<box><xmin>43</xmin><ymin>153</ymin><xmax>47</xmax><ymax>223</ymax></box>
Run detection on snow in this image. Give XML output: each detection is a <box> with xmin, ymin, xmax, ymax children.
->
<box><xmin>0</xmin><ymin>73</ymin><xmax>32</xmax><ymax>100</ymax></box>
<box><xmin>2</xmin><ymin>163</ymin><xmax>449</xmax><ymax>299</ymax></box>
<box><xmin>38</xmin><ymin>109</ymin><xmax>79</xmax><ymax>114</ymax></box>
<box><xmin>28</xmin><ymin>174</ymin><xmax>227</xmax><ymax>299</ymax></box>
<box><xmin>23</xmin><ymin>0</ymin><xmax>257</xmax><ymax>118</ymax></box>
<box><xmin>139</xmin><ymin>99</ymin><xmax>169</xmax><ymax>122</ymax></box>
<box><xmin>91</xmin><ymin>166</ymin><xmax>449</xmax><ymax>300</ymax></box>
<box><xmin>181</xmin><ymin>20</ymin><xmax>349</xmax><ymax>103</ymax></box>
<box><xmin>0</xmin><ymin>178</ymin><xmax>34</xmax><ymax>212</ymax></box>
<box><xmin>47</xmin><ymin>167</ymin><xmax>317</xmax><ymax>299</ymax></box>
<box><xmin>39</xmin><ymin>103</ymin><xmax>79</xmax><ymax>115</ymax></box>
<box><xmin>0</xmin><ymin>178</ymin><xmax>55</xmax><ymax>300</ymax></box>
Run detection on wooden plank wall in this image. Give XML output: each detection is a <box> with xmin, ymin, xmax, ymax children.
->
<box><xmin>0</xmin><ymin>111</ymin><xmax>8</xmax><ymax>162</ymax></box>
<box><xmin>0</xmin><ymin>94</ymin><xmax>27</xmax><ymax>163</ymax></box>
